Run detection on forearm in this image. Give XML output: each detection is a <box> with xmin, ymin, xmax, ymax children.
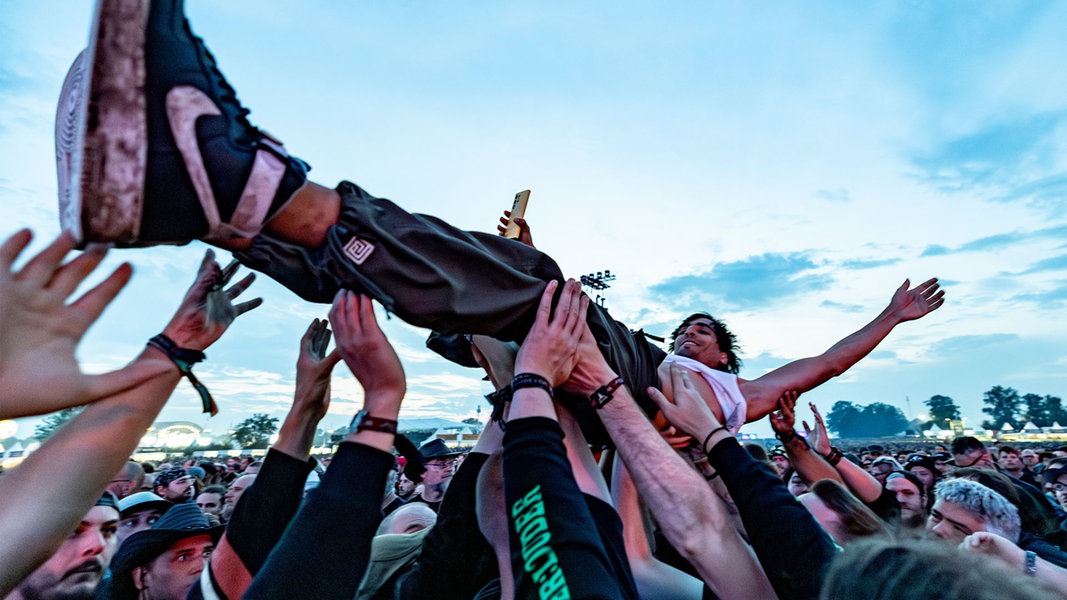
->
<box><xmin>211</xmin><ymin>448</ymin><xmax>315</xmax><ymax>598</ymax></box>
<box><xmin>0</xmin><ymin>348</ymin><xmax>179</xmax><ymax>595</ymax></box>
<box><xmin>782</xmin><ymin>437</ymin><xmax>842</xmax><ymax>486</ymax></box>
<box><xmin>503</xmin><ymin>416</ymin><xmax>627</xmax><ymax>600</ymax></box>
<box><xmin>272</xmin><ymin>407</ymin><xmax>321</xmax><ymax>461</ymax></box>
<box><xmin>599</xmin><ymin>390</ymin><xmax>776</xmax><ymax>599</ymax></box>
<box><xmin>244</xmin><ymin>442</ymin><xmax>393</xmax><ymax>600</ymax></box>
<box><xmin>833</xmin><ymin>456</ymin><xmax>884</xmax><ymax>503</ymax></box>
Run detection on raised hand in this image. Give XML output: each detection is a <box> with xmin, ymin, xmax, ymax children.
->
<box><xmin>161</xmin><ymin>250</ymin><xmax>262</xmax><ymax>351</ymax></box>
<box><xmin>514</xmin><ymin>279</ymin><xmax>589</xmax><ymax>386</ymax></box>
<box><xmin>802</xmin><ymin>402</ymin><xmax>831</xmax><ymax>456</ymax></box>
<box><xmin>497</xmin><ymin>210</ymin><xmax>534</xmax><ymax>248</ymax></box>
<box><xmin>768</xmin><ymin>391</ymin><xmax>799</xmax><ymax>439</ymax></box>
<box><xmin>293</xmin><ymin>318</ymin><xmax>341</xmax><ymax>420</ymax></box>
<box><xmin>329</xmin><ymin>291</ymin><xmax>405</xmax><ymax>408</ymax></box>
<box><xmin>0</xmin><ymin>230</ymin><xmax>168</xmax><ymax>418</ymax></box>
<box><xmin>887</xmin><ymin>277</ymin><xmax>944</xmax><ymax>323</ymax></box>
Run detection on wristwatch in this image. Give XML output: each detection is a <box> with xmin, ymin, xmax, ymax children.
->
<box><xmin>349</xmin><ymin>410</ymin><xmax>398</xmax><ymax>434</ymax></box>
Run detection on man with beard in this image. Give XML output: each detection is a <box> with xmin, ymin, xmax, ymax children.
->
<box><xmin>4</xmin><ymin>494</ymin><xmax>118</xmax><ymax>600</ymax></box>
<box><xmin>885</xmin><ymin>470</ymin><xmax>927</xmax><ymax>529</ymax></box>
<box><xmin>151</xmin><ymin>470</ymin><xmax>193</xmax><ymax>504</ymax></box>
<box><xmin>405</xmin><ymin>439</ymin><xmax>460</xmax><ymax>513</ymax></box>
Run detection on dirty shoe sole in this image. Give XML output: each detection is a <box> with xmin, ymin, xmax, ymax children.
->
<box><xmin>57</xmin><ymin>0</ymin><xmax>150</xmax><ymax>247</ymax></box>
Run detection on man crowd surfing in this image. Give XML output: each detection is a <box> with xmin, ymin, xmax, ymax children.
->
<box><xmin>3</xmin><ymin>1</ymin><xmax>1067</xmax><ymax>598</ymax></box>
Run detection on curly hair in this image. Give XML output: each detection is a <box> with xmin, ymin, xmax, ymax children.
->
<box><xmin>667</xmin><ymin>312</ymin><xmax>742</xmax><ymax>374</ymax></box>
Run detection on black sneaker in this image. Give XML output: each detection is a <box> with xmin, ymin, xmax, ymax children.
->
<box><xmin>56</xmin><ymin>0</ymin><xmax>310</xmax><ymax>247</ymax></box>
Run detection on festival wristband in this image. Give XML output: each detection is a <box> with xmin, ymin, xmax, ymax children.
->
<box><xmin>148</xmin><ymin>334</ymin><xmax>217</xmax><ymax>416</ymax></box>
<box><xmin>511</xmin><ymin>373</ymin><xmax>554</xmax><ymax>398</ymax></box>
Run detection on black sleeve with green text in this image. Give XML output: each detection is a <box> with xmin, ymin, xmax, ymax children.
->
<box><xmin>503</xmin><ymin>417</ymin><xmax>635</xmax><ymax>600</ymax></box>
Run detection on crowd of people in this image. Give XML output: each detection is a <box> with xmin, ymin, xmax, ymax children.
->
<box><xmin>4</xmin><ymin>0</ymin><xmax>1067</xmax><ymax>598</ymax></box>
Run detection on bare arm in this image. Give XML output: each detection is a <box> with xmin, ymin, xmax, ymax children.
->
<box><xmin>962</xmin><ymin>532</ymin><xmax>1067</xmax><ymax>596</ymax></box>
<box><xmin>0</xmin><ymin>250</ymin><xmax>258</xmax><ymax>595</ymax></box>
<box><xmin>803</xmin><ymin>402</ymin><xmax>883</xmax><ymax>503</ymax></box>
<box><xmin>565</xmin><ymin>342</ymin><xmax>777</xmax><ymax>599</ymax></box>
<box><xmin>743</xmin><ymin>278</ymin><xmax>944</xmax><ymax>421</ymax></box>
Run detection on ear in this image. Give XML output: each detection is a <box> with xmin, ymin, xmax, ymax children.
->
<box><xmin>133</xmin><ymin>566</ymin><xmax>149</xmax><ymax>591</ymax></box>
<box><xmin>718</xmin><ymin>351</ymin><xmax>728</xmax><ymax>368</ymax></box>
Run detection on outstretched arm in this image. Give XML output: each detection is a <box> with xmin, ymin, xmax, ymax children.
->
<box><xmin>743</xmin><ymin>277</ymin><xmax>944</xmax><ymax>421</ymax></box>
<box><xmin>0</xmin><ymin>230</ymin><xmax>171</xmax><ymax>418</ymax></box>
<box><xmin>0</xmin><ymin>250</ymin><xmax>258</xmax><ymax>596</ymax></box>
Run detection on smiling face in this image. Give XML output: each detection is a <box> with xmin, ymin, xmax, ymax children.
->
<box><xmin>672</xmin><ymin>318</ymin><xmax>728</xmax><ymax>370</ymax></box>
<box><xmin>15</xmin><ymin>505</ymin><xmax>119</xmax><ymax>600</ymax></box>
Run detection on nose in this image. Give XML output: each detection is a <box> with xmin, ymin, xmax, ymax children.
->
<box><xmin>81</xmin><ymin>531</ymin><xmax>107</xmax><ymax>558</ymax></box>
<box><xmin>927</xmin><ymin>520</ymin><xmax>949</xmax><ymax>539</ymax></box>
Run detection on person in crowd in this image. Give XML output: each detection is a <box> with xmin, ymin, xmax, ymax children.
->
<box><xmin>0</xmin><ymin>236</ymin><xmax>258</xmax><ymax>597</ymax></box>
<box><xmin>884</xmin><ymin>470</ymin><xmax>928</xmax><ymax>529</ymax></box>
<box><xmin>195</xmin><ymin>486</ymin><xmax>225</xmax><ymax>519</ymax></box>
<box><xmin>927</xmin><ymin>478</ymin><xmax>1021</xmax><ymax>545</ymax></box>
<box><xmin>115</xmin><ymin>493</ymin><xmax>172</xmax><ymax>548</ymax></box>
<box><xmin>820</xmin><ymin>537</ymin><xmax>1064</xmax><ymax>600</ymax></box>
<box><xmin>1000</xmin><ymin>445</ymin><xmax>1041</xmax><ymax>487</ymax></box>
<box><xmin>396</xmin><ymin>472</ymin><xmax>417</xmax><ymax>502</ymax></box>
<box><xmin>3</xmin><ymin>494</ymin><xmax>119</xmax><ymax>600</ymax></box>
<box><xmin>951</xmin><ymin>436</ymin><xmax>1060</xmax><ymax>532</ymax></box>
<box><xmin>380</xmin><ymin>469</ymin><xmax>406</xmax><ymax>516</ymax></box>
<box><xmin>152</xmin><ymin>469</ymin><xmax>194</xmax><ymax>504</ymax></box>
<box><xmin>220</xmin><ymin>474</ymin><xmax>256</xmax><ymax>522</ymax></box>
<box><xmin>903</xmin><ymin>454</ymin><xmax>941</xmax><ymax>503</ymax></box>
<box><xmin>105</xmin><ymin>504</ymin><xmax>222</xmax><ymax>600</ymax></box>
<box><xmin>867</xmin><ymin>456</ymin><xmax>904</xmax><ymax>485</ymax></box>
<box><xmin>800</xmin><ymin>479</ymin><xmax>890</xmax><ymax>546</ymax></box>
<box><xmin>407</xmin><ymin>439</ymin><xmax>461</xmax><ymax>513</ymax></box>
<box><xmin>107</xmin><ymin>462</ymin><xmax>145</xmax><ymax>501</ymax></box>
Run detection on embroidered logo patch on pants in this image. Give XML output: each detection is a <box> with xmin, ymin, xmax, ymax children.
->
<box><xmin>343</xmin><ymin>236</ymin><xmax>375</xmax><ymax>265</ymax></box>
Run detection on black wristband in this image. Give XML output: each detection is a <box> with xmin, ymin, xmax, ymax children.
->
<box><xmin>823</xmin><ymin>446</ymin><xmax>844</xmax><ymax>467</ymax></box>
<box><xmin>702</xmin><ymin>426</ymin><xmax>728</xmax><ymax>456</ymax></box>
<box><xmin>511</xmin><ymin>373</ymin><xmax>554</xmax><ymax>398</ymax></box>
<box><xmin>590</xmin><ymin>376</ymin><xmax>625</xmax><ymax>409</ymax></box>
<box><xmin>775</xmin><ymin>429</ymin><xmax>797</xmax><ymax>444</ymax></box>
<box><xmin>148</xmin><ymin>334</ymin><xmax>217</xmax><ymax>416</ymax></box>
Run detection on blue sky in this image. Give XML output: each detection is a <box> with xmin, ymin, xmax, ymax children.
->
<box><xmin>3</xmin><ymin>1</ymin><xmax>1067</xmax><ymax>440</ymax></box>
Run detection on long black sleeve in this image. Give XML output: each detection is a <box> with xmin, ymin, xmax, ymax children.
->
<box><xmin>706</xmin><ymin>437</ymin><xmax>838</xmax><ymax>600</ymax></box>
<box><xmin>503</xmin><ymin>417</ymin><xmax>634</xmax><ymax>600</ymax></box>
<box><xmin>242</xmin><ymin>442</ymin><xmax>393</xmax><ymax>600</ymax></box>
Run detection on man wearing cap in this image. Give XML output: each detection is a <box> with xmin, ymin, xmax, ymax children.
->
<box><xmin>5</xmin><ymin>494</ymin><xmax>119</xmax><ymax>600</ymax></box>
<box><xmin>152</xmin><ymin>470</ymin><xmax>194</xmax><ymax>504</ymax></box>
<box><xmin>115</xmin><ymin>492</ymin><xmax>172</xmax><ymax>548</ymax></box>
<box><xmin>407</xmin><ymin>439</ymin><xmax>460</xmax><ymax>513</ymax></box>
<box><xmin>105</xmin><ymin>504</ymin><xmax>221</xmax><ymax>600</ymax></box>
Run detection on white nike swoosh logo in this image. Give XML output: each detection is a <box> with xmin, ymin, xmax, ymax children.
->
<box><xmin>165</xmin><ymin>86</ymin><xmax>282</xmax><ymax>240</ymax></box>
<box><xmin>166</xmin><ymin>86</ymin><xmax>224</xmax><ymax>230</ymax></box>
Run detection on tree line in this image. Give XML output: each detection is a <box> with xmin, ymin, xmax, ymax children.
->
<box><xmin>823</xmin><ymin>386</ymin><xmax>1067</xmax><ymax>439</ymax></box>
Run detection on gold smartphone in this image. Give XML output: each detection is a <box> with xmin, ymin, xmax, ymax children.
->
<box><xmin>503</xmin><ymin>189</ymin><xmax>531</xmax><ymax>239</ymax></box>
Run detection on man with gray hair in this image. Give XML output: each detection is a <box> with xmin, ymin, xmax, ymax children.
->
<box><xmin>927</xmin><ymin>478</ymin><xmax>1021</xmax><ymax>545</ymax></box>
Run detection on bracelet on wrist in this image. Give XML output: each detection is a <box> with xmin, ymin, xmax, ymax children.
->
<box><xmin>511</xmin><ymin>373</ymin><xmax>553</xmax><ymax>398</ymax></box>
<box><xmin>775</xmin><ymin>429</ymin><xmax>797</xmax><ymax>444</ymax></box>
<box><xmin>823</xmin><ymin>446</ymin><xmax>844</xmax><ymax>467</ymax></box>
<box><xmin>148</xmin><ymin>334</ymin><xmax>217</xmax><ymax>416</ymax></box>
<box><xmin>1024</xmin><ymin>550</ymin><xmax>1037</xmax><ymax>576</ymax></box>
<box><xmin>702</xmin><ymin>425</ymin><xmax>728</xmax><ymax>456</ymax></box>
<box><xmin>590</xmin><ymin>376</ymin><xmax>625</xmax><ymax>409</ymax></box>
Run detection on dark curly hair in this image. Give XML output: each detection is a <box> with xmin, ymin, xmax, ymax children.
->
<box><xmin>667</xmin><ymin>312</ymin><xmax>742</xmax><ymax>374</ymax></box>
